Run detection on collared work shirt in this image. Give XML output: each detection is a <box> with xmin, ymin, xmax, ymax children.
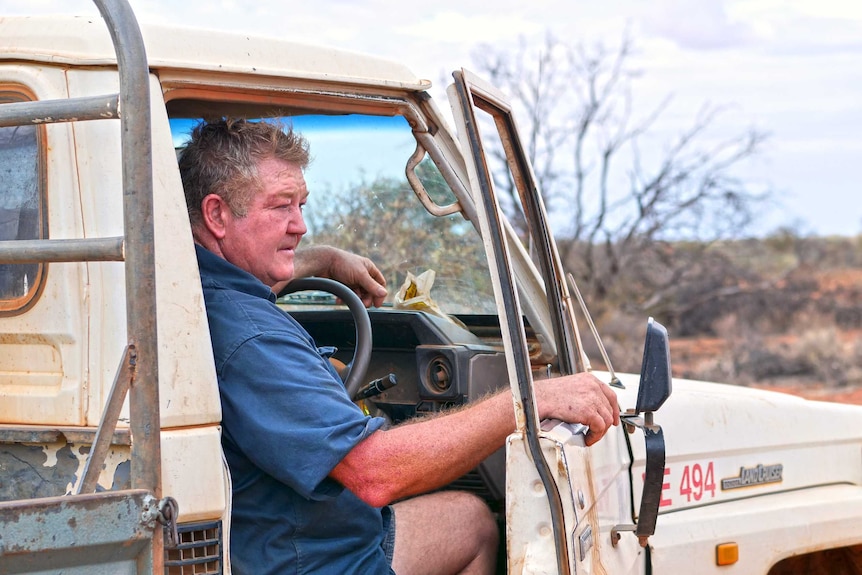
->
<box><xmin>196</xmin><ymin>245</ymin><xmax>391</xmax><ymax>575</ymax></box>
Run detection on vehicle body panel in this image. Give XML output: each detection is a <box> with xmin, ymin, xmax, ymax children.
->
<box><xmin>652</xmin><ymin>484</ymin><xmax>862</xmax><ymax>573</ymax></box>
<box><xmin>0</xmin><ymin>63</ymin><xmax>87</xmax><ymax>427</ymax></box>
<box><xmin>66</xmin><ymin>67</ymin><xmax>221</xmax><ymax>429</ymax></box>
<box><xmin>628</xmin><ymin>375</ymin><xmax>862</xmax><ymax>516</ymax></box>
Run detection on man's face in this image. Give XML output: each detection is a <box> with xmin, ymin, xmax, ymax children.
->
<box><xmin>219</xmin><ymin>157</ymin><xmax>308</xmax><ymax>287</ymax></box>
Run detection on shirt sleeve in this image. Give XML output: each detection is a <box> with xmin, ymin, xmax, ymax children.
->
<box><xmin>218</xmin><ymin>323</ymin><xmax>385</xmax><ymax>501</ymax></box>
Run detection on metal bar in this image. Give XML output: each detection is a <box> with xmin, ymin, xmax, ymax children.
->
<box><xmin>77</xmin><ymin>345</ymin><xmax>135</xmax><ymax>495</ymax></box>
<box><xmin>635</xmin><ymin>425</ymin><xmax>666</xmax><ymax>545</ymax></box>
<box><xmin>92</xmin><ymin>1</ymin><xmax>162</xmax><ymax>570</ymax></box>
<box><xmin>0</xmin><ymin>490</ymin><xmax>155</xmax><ymax>574</ymax></box>
<box><xmin>0</xmin><ymin>94</ymin><xmax>120</xmax><ymax>127</ymax></box>
<box><xmin>404</xmin><ymin>140</ymin><xmax>463</xmax><ymax>217</ymax></box>
<box><xmin>0</xmin><ymin>425</ymin><xmax>130</xmax><ymax>445</ymax></box>
<box><xmin>0</xmin><ymin>237</ymin><xmax>124</xmax><ymax>263</ymax></box>
<box><xmin>92</xmin><ymin>0</ymin><xmax>160</xmax><ymax>502</ymax></box>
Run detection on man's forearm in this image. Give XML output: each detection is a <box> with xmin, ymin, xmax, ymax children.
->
<box><xmin>332</xmin><ymin>371</ymin><xmax>620</xmax><ymax>508</ymax></box>
<box><xmin>293</xmin><ymin>245</ymin><xmax>334</xmax><ymax>279</ymax></box>
<box><xmin>332</xmin><ymin>390</ymin><xmax>516</xmax><ymax>507</ymax></box>
<box><xmin>288</xmin><ymin>245</ymin><xmax>387</xmax><ymax>307</ymax></box>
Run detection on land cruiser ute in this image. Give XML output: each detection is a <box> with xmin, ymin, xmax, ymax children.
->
<box><xmin>1</xmin><ymin>1</ymin><xmax>862</xmax><ymax>573</ymax></box>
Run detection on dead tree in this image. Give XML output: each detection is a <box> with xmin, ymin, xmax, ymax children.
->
<box><xmin>470</xmin><ymin>33</ymin><xmax>769</xmax><ymax>317</ymax></box>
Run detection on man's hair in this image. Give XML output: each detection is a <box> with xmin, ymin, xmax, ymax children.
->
<box><xmin>179</xmin><ymin>118</ymin><xmax>311</xmax><ymax>229</ymax></box>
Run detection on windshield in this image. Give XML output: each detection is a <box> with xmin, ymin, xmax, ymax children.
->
<box><xmin>170</xmin><ymin>112</ymin><xmax>495</xmax><ymax>316</ymax></box>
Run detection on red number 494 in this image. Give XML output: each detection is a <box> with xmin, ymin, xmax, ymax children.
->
<box><xmin>680</xmin><ymin>462</ymin><xmax>716</xmax><ymax>502</ymax></box>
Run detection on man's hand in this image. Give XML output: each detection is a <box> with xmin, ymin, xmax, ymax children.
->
<box><xmin>534</xmin><ymin>372</ymin><xmax>620</xmax><ymax>446</ymax></box>
<box><xmin>291</xmin><ymin>245</ymin><xmax>387</xmax><ymax>307</ymax></box>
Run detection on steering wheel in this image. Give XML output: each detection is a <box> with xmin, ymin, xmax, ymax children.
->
<box><xmin>278</xmin><ymin>277</ymin><xmax>372</xmax><ymax>400</ymax></box>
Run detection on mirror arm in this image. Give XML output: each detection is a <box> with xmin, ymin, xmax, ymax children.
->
<box><xmin>613</xmin><ymin>412</ymin><xmax>666</xmax><ymax>548</ymax></box>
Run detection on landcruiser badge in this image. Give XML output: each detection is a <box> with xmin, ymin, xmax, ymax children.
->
<box><xmin>721</xmin><ymin>464</ymin><xmax>783</xmax><ymax>490</ymax></box>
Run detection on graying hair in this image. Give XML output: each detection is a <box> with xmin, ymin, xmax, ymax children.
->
<box><xmin>179</xmin><ymin>118</ymin><xmax>310</xmax><ymax>229</ymax></box>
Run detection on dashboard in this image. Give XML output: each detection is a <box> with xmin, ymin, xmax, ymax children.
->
<box><xmin>290</xmin><ymin>308</ymin><xmax>510</xmax><ymax>503</ymax></box>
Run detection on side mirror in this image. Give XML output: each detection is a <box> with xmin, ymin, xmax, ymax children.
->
<box><xmin>614</xmin><ymin>317</ymin><xmax>672</xmax><ymax>548</ymax></box>
<box><xmin>636</xmin><ymin>317</ymin><xmax>672</xmax><ymax>415</ymax></box>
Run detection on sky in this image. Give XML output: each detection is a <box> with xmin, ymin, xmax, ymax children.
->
<box><xmin>3</xmin><ymin>0</ymin><xmax>861</xmax><ymax>237</ymax></box>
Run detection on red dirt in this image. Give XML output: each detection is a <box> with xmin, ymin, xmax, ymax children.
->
<box><xmin>750</xmin><ymin>384</ymin><xmax>862</xmax><ymax>406</ymax></box>
<box><xmin>669</xmin><ymin>333</ymin><xmax>862</xmax><ymax>406</ymax></box>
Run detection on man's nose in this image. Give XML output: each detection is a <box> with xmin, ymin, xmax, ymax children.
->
<box><xmin>290</xmin><ymin>212</ymin><xmax>307</xmax><ymax>236</ymax></box>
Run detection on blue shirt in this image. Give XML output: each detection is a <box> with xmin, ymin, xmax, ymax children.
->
<box><xmin>196</xmin><ymin>245</ymin><xmax>391</xmax><ymax>575</ymax></box>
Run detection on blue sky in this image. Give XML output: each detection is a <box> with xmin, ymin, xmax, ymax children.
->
<box><xmin>5</xmin><ymin>0</ymin><xmax>862</xmax><ymax>237</ymax></box>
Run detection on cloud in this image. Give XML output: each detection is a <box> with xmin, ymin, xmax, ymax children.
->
<box><xmin>642</xmin><ymin>0</ymin><xmax>757</xmax><ymax>50</ymax></box>
<box><xmin>397</xmin><ymin>11</ymin><xmax>543</xmax><ymax>44</ymax></box>
<box><xmin>726</xmin><ymin>0</ymin><xmax>862</xmax><ymax>57</ymax></box>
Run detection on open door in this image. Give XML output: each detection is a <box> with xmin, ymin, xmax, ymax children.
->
<box><xmin>448</xmin><ymin>69</ymin><xmax>645</xmax><ymax>574</ymax></box>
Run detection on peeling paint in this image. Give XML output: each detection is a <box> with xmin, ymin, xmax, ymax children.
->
<box><xmin>97</xmin><ymin>448</ymin><xmax>131</xmax><ymax>491</ymax></box>
<box><xmin>1</xmin><ymin>443</ymin><xmax>80</xmax><ymax>501</ymax></box>
<box><xmin>39</xmin><ymin>441</ymin><xmax>64</xmax><ymax>468</ymax></box>
<box><xmin>64</xmin><ymin>444</ymin><xmax>91</xmax><ymax>495</ymax></box>
<box><xmin>60</xmin><ymin>444</ymin><xmax>131</xmax><ymax>494</ymax></box>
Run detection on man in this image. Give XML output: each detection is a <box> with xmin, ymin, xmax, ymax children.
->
<box><xmin>181</xmin><ymin>118</ymin><xmax>620</xmax><ymax>575</ymax></box>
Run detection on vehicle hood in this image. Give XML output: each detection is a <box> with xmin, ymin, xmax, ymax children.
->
<box><xmin>613</xmin><ymin>373</ymin><xmax>862</xmax><ymax>513</ymax></box>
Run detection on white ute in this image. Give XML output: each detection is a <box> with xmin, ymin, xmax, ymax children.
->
<box><xmin>1</xmin><ymin>1</ymin><xmax>861</xmax><ymax>573</ymax></box>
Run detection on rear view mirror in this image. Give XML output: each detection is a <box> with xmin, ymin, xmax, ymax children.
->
<box><xmin>636</xmin><ymin>317</ymin><xmax>672</xmax><ymax>415</ymax></box>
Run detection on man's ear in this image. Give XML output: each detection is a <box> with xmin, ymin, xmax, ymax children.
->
<box><xmin>200</xmin><ymin>194</ymin><xmax>230</xmax><ymax>240</ymax></box>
